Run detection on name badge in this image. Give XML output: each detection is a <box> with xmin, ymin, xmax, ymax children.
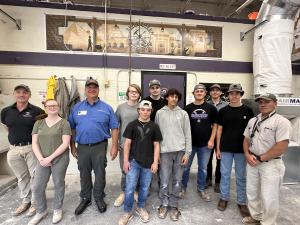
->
<box><xmin>78</xmin><ymin>110</ymin><xmax>87</xmax><ymax>115</ymax></box>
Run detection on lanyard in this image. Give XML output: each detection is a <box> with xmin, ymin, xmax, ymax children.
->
<box><xmin>250</xmin><ymin>111</ymin><xmax>276</xmax><ymax>141</ymax></box>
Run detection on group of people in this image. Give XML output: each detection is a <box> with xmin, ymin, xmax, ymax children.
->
<box><xmin>0</xmin><ymin>78</ymin><xmax>291</xmax><ymax>225</ymax></box>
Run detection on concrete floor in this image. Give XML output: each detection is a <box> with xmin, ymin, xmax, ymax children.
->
<box><xmin>0</xmin><ymin>153</ymin><xmax>300</xmax><ymax>225</ymax></box>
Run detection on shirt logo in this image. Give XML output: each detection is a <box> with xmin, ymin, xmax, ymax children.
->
<box><xmin>23</xmin><ymin>112</ymin><xmax>32</xmax><ymax>118</ymax></box>
<box><xmin>191</xmin><ymin>109</ymin><xmax>208</xmax><ymax>123</ymax></box>
<box><xmin>243</xmin><ymin>116</ymin><xmax>247</xmax><ymax>119</ymax></box>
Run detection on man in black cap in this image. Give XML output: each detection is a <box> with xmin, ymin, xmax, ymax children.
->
<box><xmin>1</xmin><ymin>84</ymin><xmax>44</xmax><ymax>217</ymax></box>
<box><xmin>69</xmin><ymin>78</ymin><xmax>119</xmax><ymax>215</ymax></box>
<box><xmin>143</xmin><ymin>79</ymin><xmax>165</xmax><ymax>121</ymax></box>
<box><xmin>242</xmin><ymin>94</ymin><xmax>291</xmax><ymax>225</ymax></box>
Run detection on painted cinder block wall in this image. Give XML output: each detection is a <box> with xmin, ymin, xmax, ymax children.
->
<box><xmin>1</xmin><ymin>4</ymin><xmax>298</xmax><ymax>109</ymax></box>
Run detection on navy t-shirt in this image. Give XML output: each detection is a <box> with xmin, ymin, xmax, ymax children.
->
<box><xmin>123</xmin><ymin>119</ymin><xmax>162</xmax><ymax>168</ymax></box>
<box><xmin>217</xmin><ymin>104</ymin><xmax>254</xmax><ymax>153</ymax></box>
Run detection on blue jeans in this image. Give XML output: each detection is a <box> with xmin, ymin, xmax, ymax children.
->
<box><xmin>220</xmin><ymin>152</ymin><xmax>247</xmax><ymax>204</ymax></box>
<box><xmin>182</xmin><ymin>146</ymin><xmax>211</xmax><ymax>191</ymax></box>
<box><xmin>124</xmin><ymin>159</ymin><xmax>152</xmax><ymax>212</ymax></box>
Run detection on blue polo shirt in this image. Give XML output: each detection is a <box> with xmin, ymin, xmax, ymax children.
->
<box><xmin>68</xmin><ymin>99</ymin><xmax>119</xmax><ymax>144</ymax></box>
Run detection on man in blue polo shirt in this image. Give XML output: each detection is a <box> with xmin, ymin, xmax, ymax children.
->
<box><xmin>69</xmin><ymin>78</ymin><xmax>119</xmax><ymax>215</ymax></box>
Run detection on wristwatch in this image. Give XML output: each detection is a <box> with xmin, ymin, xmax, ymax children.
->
<box><xmin>256</xmin><ymin>155</ymin><xmax>263</xmax><ymax>162</ymax></box>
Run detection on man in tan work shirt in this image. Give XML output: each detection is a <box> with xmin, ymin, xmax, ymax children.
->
<box><xmin>242</xmin><ymin>93</ymin><xmax>292</xmax><ymax>225</ymax></box>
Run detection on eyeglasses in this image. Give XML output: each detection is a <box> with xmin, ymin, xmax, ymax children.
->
<box><xmin>45</xmin><ymin>105</ymin><xmax>59</xmax><ymax>108</ymax></box>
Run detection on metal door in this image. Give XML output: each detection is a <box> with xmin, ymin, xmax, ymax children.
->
<box><xmin>142</xmin><ymin>71</ymin><xmax>186</xmax><ymax>108</ymax></box>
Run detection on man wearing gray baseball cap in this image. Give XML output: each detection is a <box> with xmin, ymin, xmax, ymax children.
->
<box><xmin>242</xmin><ymin>93</ymin><xmax>291</xmax><ymax>225</ymax></box>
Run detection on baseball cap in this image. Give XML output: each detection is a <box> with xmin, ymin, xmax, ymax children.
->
<box><xmin>14</xmin><ymin>84</ymin><xmax>31</xmax><ymax>92</ymax></box>
<box><xmin>210</xmin><ymin>84</ymin><xmax>221</xmax><ymax>90</ymax></box>
<box><xmin>85</xmin><ymin>78</ymin><xmax>99</xmax><ymax>87</ymax></box>
<box><xmin>149</xmin><ymin>79</ymin><xmax>161</xmax><ymax>88</ymax></box>
<box><xmin>227</xmin><ymin>83</ymin><xmax>244</xmax><ymax>95</ymax></box>
<box><xmin>138</xmin><ymin>100</ymin><xmax>152</xmax><ymax>109</ymax></box>
<box><xmin>255</xmin><ymin>93</ymin><xmax>277</xmax><ymax>102</ymax></box>
<box><xmin>193</xmin><ymin>83</ymin><xmax>206</xmax><ymax>92</ymax></box>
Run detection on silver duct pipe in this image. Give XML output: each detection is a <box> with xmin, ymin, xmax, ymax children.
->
<box><xmin>253</xmin><ymin>0</ymin><xmax>300</xmax><ymax>95</ymax></box>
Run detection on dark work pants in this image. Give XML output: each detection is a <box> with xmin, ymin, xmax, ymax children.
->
<box><xmin>206</xmin><ymin>149</ymin><xmax>221</xmax><ymax>184</ymax></box>
<box><xmin>77</xmin><ymin>141</ymin><xmax>107</xmax><ymax>200</ymax></box>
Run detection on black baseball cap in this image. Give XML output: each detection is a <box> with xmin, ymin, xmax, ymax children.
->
<box><xmin>14</xmin><ymin>84</ymin><xmax>31</xmax><ymax>92</ymax></box>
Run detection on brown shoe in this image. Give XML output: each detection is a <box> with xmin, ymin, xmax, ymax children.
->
<box><xmin>217</xmin><ymin>199</ymin><xmax>228</xmax><ymax>211</ymax></box>
<box><xmin>169</xmin><ymin>207</ymin><xmax>180</xmax><ymax>221</ymax></box>
<box><xmin>158</xmin><ymin>205</ymin><xmax>168</xmax><ymax>219</ymax></box>
<box><xmin>238</xmin><ymin>204</ymin><xmax>251</xmax><ymax>217</ymax></box>
<box><xmin>13</xmin><ymin>202</ymin><xmax>31</xmax><ymax>216</ymax></box>
<box><xmin>135</xmin><ymin>207</ymin><xmax>150</xmax><ymax>223</ymax></box>
<box><xmin>242</xmin><ymin>216</ymin><xmax>261</xmax><ymax>225</ymax></box>
<box><xmin>118</xmin><ymin>213</ymin><xmax>133</xmax><ymax>225</ymax></box>
<box><xmin>26</xmin><ymin>205</ymin><xmax>36</xmax><ymax>217</ymax></box>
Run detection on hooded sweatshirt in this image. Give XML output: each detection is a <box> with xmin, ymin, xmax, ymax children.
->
<box><xmin>155</xmin><ymin>105</ymin><xmax>192</xmax><ymax>156</ymax></box>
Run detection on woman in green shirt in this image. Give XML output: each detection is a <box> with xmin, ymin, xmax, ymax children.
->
<box><xmin>29</xmin><ymin>99</ymin><xmax>71</xmax><ymax>225</ymax></box>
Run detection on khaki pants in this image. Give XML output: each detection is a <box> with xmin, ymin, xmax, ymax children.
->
<box><xmin>7</xmin><ymin>144</ymin><xmax>37</xmax><ymax>204</ymax></box>
<box><xmin>246</xmin><ymin>159</ymin><xmax>285</xmax><ymax>225</ymax></box>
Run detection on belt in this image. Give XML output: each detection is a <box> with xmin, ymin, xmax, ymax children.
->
<box><xmin>249</xmin><ymin>151</ymin><xmax>281</xmax><ymax>162</ymax></box>
<box><xmin>80</xmin><ymin>140</ymin><xmax>107</xmax><ymax>147</ymax></box>
<box><xmin>12</xmin><ymin>141</ymin><xmax>32</xmax><ymax>147</ymax></box>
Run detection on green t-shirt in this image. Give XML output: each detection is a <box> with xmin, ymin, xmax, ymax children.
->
<box><xmin>32</xmin><ymin>118</ymin><xmax>71</xmax><ymax>157</ymax></box>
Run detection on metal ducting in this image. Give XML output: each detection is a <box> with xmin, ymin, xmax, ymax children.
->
<box><xmin>253</xmin><ymin>0</ymin><xmax>300</xmax><ymax>95</ymax></box>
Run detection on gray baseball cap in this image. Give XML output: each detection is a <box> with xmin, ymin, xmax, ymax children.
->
<box><xmin>193</xmin><ymin>83</ymin><xmax>206</xmax><ymax>92</ymax></box>
<box><xmin>255</xmin><ymin>93</ymin><xmax>277</xmax><ymax>102</ymax></box>
<box><xmin>85</xmin><ymin>78</ymin><xmax>99</xmax><ymax>87</ymax></box>
<box><xmin>149</xmin><ymin>79</ymin><xmax>161</xmax><ymax>88</ymax></box>
<box><xmin>210</xmin><ymin>84</ymin><xmax>221</xmax><ymax>90</ymax></box>
<box><xmin>227</xmin><ymin>83</ymin><xmax>244</xmax><ymax>95</ymax></box>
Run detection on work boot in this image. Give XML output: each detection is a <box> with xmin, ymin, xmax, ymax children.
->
<box><xmin>74</xmin><ymin>199</ymin><xmax>91</xmax><ymax>215</ymax></box>
<box><xmin>135</xmin><ymin>207</ymin><xmax>150</xmax><ymax>223</ymax></box>
<box><xmin>214</xmin><ymin>183</ymin><xmax>220</xmax><ymax>193</ymax></box>
<box><xmin>217</xmin><ymin>199</ymin><xmax>228</xmax><ymax>211</ymax></box>
<box><xmin>118</xmin><ymin>213</ymin><xmax>133</xmax><ymax>225</ymax></box>
<box><xmin>114</xmin><ymin>192</ymin><xmax>125</xmax><ymax>207</ymax></box>
<box><xmin>169</xmin><ymin>207</ymin><xmax>180</xmax><ymax>221</ymax></box>
<box><xmin>14</xmin><ymin>202</ymin><xmax>31</xmax><ymax>216</ymax></box>
<box><xmin>26</xmin><ymin>205</ymin><xmax>36</xmax><ymax>217</ymax></box>
<box><xmin>199</xmin><ymin>190</ymin><xmax>211</xmax><ymax>202</ymax></box>
<box><xmin>158</xmin><ymin>205</ymin><xmax>168</xmax><ymax>219</ymax></box>
<box><xmin>238</xmin><ymin>204</ymin><xmax>251</xmax><ymax>218</ymax></box>
<box><xmin>242</xmin><ymin>216</ymin><xmax>261</xmax><ymax>225</ymax></box>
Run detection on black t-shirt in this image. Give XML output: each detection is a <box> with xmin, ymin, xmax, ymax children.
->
<box><xmin>1</xmin><ymin>103</ymin><xmax>44</xmax><ymax>145</ymax></box>
<box><xmin>184</xmin><ymin>102</ymin><xmax>218</xmax><ymax>147</ymax></box>
<box><xmin>123</xmin><ymin>119</ymin><xmax>163</xmax><ymax>168</ymax></box>
<box><xmin>143</xmin><ymin>96</ymin><xmax>165</xmax><ymax>121</ymax></box>
<box><xmin>217</xmin><ymin>104</ymin><xmax>254</xmax><ymax>153</ymax></box>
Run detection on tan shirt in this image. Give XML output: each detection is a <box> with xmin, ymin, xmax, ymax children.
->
<box><xmin>243</xmin><ymin>111</ymin><xmax>292</xmax><ymax>155</ymax></box>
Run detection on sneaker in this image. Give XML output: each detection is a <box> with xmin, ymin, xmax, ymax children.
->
<box><xmin>135</xmin><ymin>207</ymin><xmax>150</xmax><ymax>223</ymax></box>
<box><xmin>217</xmin><ymin>199</ymin><xmax>228</xmax><ymax>211</ymax></box>
<box><xmin>52</xmin><ymin>209</ymin><xmax>63</xmax><ymax>224</ymax></box>
<box><xmin>169</xmin><ymin>207</ymin><xmax>180</xmax><ymax>221</ymax></box>
<box><xmin>118</xmin><ymin>213</ymin><xmax>133</xmax><ymax>225</ymax></box>
<box><xmin>214</xmin><ymin>183</ymin><xmax>220</xmax><ymax>193</ymax></box>
<box><xmin>27</xmin><ymin>210</ymin><xmax>48</xmax><ymax>225</ymax></box>
<box><xmin>198</xmin><ymin>190</ymin><xmax>211</xmax><ymax>202</ymax></box>
<box><xmin>13</xmin><ymin>202</ymin><xmax>31</xmax><ymax>216</ymax></box>
<box><xmin>238</xmin><ymin>204</ymin><xmax>251</xmax><ymax>218</ymax></box>
<box><xmin>134</xmin><ymin>191</ymin><xmax>138</xmax><ymax>202</ymax></box>
<box><xmin>114</xmin><ymin>192</ymin><xmax>125</xmax><ymax>207</ymax></box>
<box><xmin>158</xmin><ymin>205</ymin><xmax>168</xmax><ymax>219</ymax></box>
<box><xmin>26</xmin><ymin>205</ymin><xmax>36</xmax><ymax>217</ymax></box>
<box><xmin>179</xmin><ymin>189</ymin><xmax>186</xmax><ymax>198</ymax></box>
<box><xmin>242</xmin><ymin>216</ymin><xmax>261</xmax><ymax>225</ymax></box>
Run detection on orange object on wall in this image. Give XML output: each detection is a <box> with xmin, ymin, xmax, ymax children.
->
<box><xmin>248</xmin><ymin>12</ymin><xmax>259</xmax><ymax>20</ymax></box>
